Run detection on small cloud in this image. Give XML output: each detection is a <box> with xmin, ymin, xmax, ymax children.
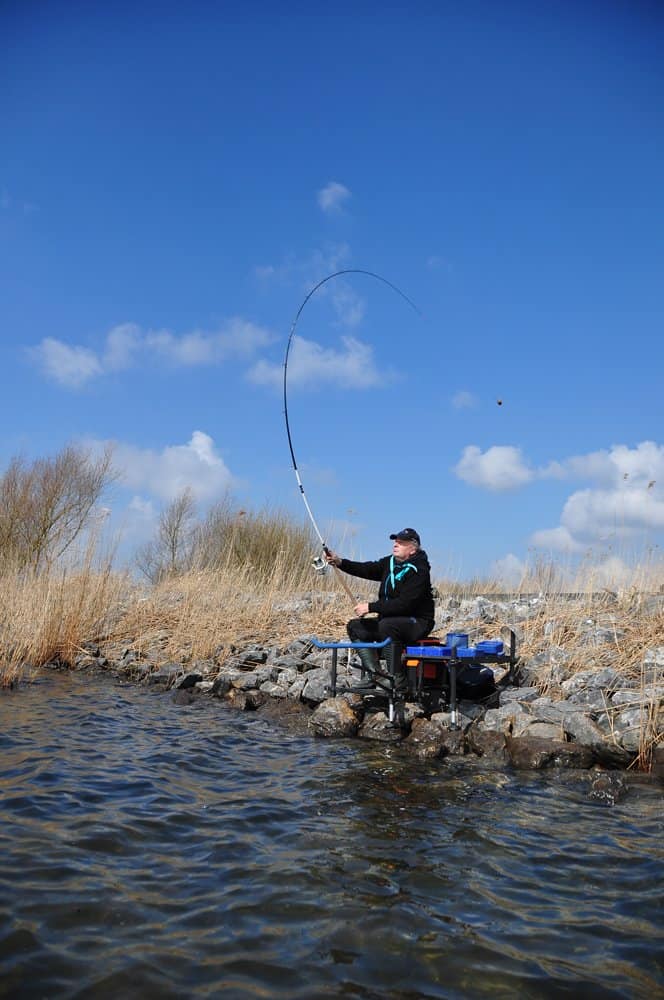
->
<box><xmin>29</xmin><ymin>337</ymin><xmax>103</xmax><ymax>388</ymax></box>
<box><xmin>426</xmin><ymin>255</ymin><xmax>450</xmax><ymax>271</ymax></box>
<box><xmin>530</xmin><ymin>526</ymin><xmax>584</xmax><ymax>553</ymax></box>
<box><xmin>317</xmin><ymin>181</ymin><xmax>351</xmax><ymax>214</ymax></box>
<box><xmin>490</xmin><ymin>553</ymin><xmax>526</xmax><ymax>587</ymax></box>
<box><xmin>105</xmin><ymin>430</ymin><xmax>237</xmax><ymax>504</ymax></box>
<box><xmin>451</xmin><ymin>390</ymin><xmax>476</xmax><ymax>410</ymax></box>
<box><xmin>454</xmin><ymin>445</ymin><xmax>534</xmax><ymax>491</ymax></box>
<box><xmin>249</xmin><ymin>334</ymin><xmax>387</xmax><ymax>391</ymax></box>
<box><xmin>29</xmin><ymin>319</ymin><xmax>274</xmax><ymax>387</ymax></box>
<box><xmin>103</xmin><ymin>323</ymin><xmax>142</xmax><ymax>371</ymax></box>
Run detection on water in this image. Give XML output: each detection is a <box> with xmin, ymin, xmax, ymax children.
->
<box><xmin>1</xmin><ymin>672</ymin><xmax>662</xmax><ymax>999</ymax></box>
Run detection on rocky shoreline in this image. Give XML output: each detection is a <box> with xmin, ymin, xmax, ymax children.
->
<box><xmin>30</xmin><ymin>593</ymin><xmax>663</xmax><ymax>780</ymax></box>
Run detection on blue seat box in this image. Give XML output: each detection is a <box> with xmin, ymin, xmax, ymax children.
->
<box><xmin>476</xmin><ymin>640</ymin><xmax>504</xmax><ymax>655</ymax></box>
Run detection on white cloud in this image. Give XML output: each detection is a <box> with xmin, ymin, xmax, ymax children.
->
<box><xmin>490</xmin><ymin>553</ymin><xmax>526</xmax><ymax>586</ymax></box>
<box><xmin>103</xmin><ymin>323</ymin><xmax>142</xmax><ymax>371</ymax></box>
<box><xmin>29</xmin><ymin>337</ymin><xmax>103</xmax><ymax>387</ymax></box>
<box><xmin>29</xmin><ymin>319</ymin><xmax>274</xmax><ymax>387</ymax></box>
<box><xmin>454</xmin><ymin>445</ymin><xmax>534</xmax><ymax>491</ymax></box>
<box><xmin>317</xmin><ymin>181</ymin><xmax>351</xmax><ymax>213</ymax></box>
<box><xmin>530</xmin><ymin>442</ymin><xmax>664</xmax><ymax>549</ymax></box>
<box><xmin>451</xmin><ymin>390</ymin><xmax>476</xmax><ymax>410</ymax></box>
<box><xmin>108</xmin><ymin>430</ymin><xmax>236</xmax><ymax>503</ymax></box>
<box><xmin>530</xmin><ymin>526</ymin><xmax>585</xmax><ymax>553</ymax></box>
<box><xmin>249</xmin><ymin>334</ymin><xmax>387</xmax><ymax>390</ymax></box>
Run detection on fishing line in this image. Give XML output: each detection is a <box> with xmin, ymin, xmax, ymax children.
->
<box><xmin>282</xmin><ymin>268</ymin><xmax>422</xmax><ymax>597</ymax></box>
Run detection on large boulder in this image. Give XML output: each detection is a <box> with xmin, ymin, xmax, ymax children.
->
<box><xmin>506</xmin><ymin>735</ymin><xmax>595</xmax><ymax>770</ymax></box>
<box><xmin>308</xmin><ymin>697</ymin><xmax>361</xmax><ymax>738</ymax></box>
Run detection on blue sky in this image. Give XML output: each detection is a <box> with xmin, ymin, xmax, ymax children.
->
<box><xmin>2</xmin><ymin>0</ymin><xmax>663</xmax><ymax>583</ymax></box>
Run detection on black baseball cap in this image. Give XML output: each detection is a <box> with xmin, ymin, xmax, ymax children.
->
<box><xmin>389</xmin><ymin>528</ymin><xmax>420</xmax><ymax>544</ymax></box>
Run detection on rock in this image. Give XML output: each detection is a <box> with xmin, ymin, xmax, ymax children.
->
<box><xmin>522</xmin><ymin>722</ymin><xmax>563</xmax><ymax>741</ymax></box>
<box><xmin>245</xmin><ymin>689</ymin><xmax>267</xmax><ymax>710</ymax></box>
<box><xmin>223</xmin><ymin>688</ymin><xmax>249</xmax><ymax>710</ymax></box>
<box><xmin>211</xmin><ymin>675</ymin><xmax>233</xmax><ymax>698</ymax></box>
<box><xmin>171</xmin><ymin>689</ymin><xmax>196</xmax><ymax>706</ymax></box>
<box><xmin>439</xmin><ymin>728</ymin><xmax>466</xmax><ymax>756</ymax></box>
<box><xmin>561</xmin><ymin>667</ymin><xmax>623</xmax><ymax>696</ymax></box>
<box><xmin>147</xmin><ymin>662</ymin><xmax>182</xmax><ymax>686</ymax></box>
<box><xmin>177</xmin><ymin>672</ymin><xmax>203</xmax><ymax>690</ymax></box>
<box><xmin>309</xmin><ymin>697</ymin><xmax>361</xmax><ymax>738</ymax></box>
<box><xmin>481</xmin><ymin>703</ymin><xmax>532</xmax><ymax>736</ymax></box>
<box><xmin>643</xmin><ymin>646</ymin><xmax>664</xmax><ymax>679</ymax></box>
<box><xmin>612</xmin><ymin>707</ymin><xmax>652</xmax><ymax>751</ymax></box>
<box><xmin>231</xmin><ymin>671</ymin><xmax>261</xmax><ymax>691</ymax></box>
<box><xmin>195</xmin><ymin>681</ymin><xmax>215</xmax><ymax>693</ymax></box>
<box><xmin>286</xmin><ymin>675</ymin><xmax>307</xmax><ymax>700</ymax></box>
<box><xmin>567</xmin><ymin>688</ymin><xmax>611</xmax><ymax>710</ymax></box>
<box><xmin>500</xmin><ymin>687</ymin><xmax>540</xmax><ymax>704</ymax></box>
<box><xmin>517</xmin><ymin>646</ymin><xmax>570</xmax><ymax>686</ymax></box>
<box><xmin>612</xmin><ymin>687</ymin><xmax>663</xmax><ymax>707</ymax></box>
<box><xmin>466</xmin><ymin>728</ymin><xmax>508</xmax><ymax>762</ymax></box>
<box><xmin>404</xmin><ymin>717</ymin><xmax>448</xmax><ymax>759</ymax></box>
<box><xmin>506</xmin><ymin>736</ymin><xmax>595</xmax><ymax>770</ymax></box>
<box><xmin>577</xmin><ymin>625</ymin><xmax>625</xmax><ymax>647</ymax></box>
<box><xmin>259</xmin><ymin>680</ymin><xmax>288</xmax><ymax>699</ymax></box>
<box><xmin>588</xmin><ymin>772</ymin><xmax>629</xmax><ymax>804</ymax></box>
<box><xmin>301</xmin><ymin>667</ymin><xmax>332</xmax><ymax>705</ymax></box>
<box><xmin>357</xmin><ymin>712</ymin><xmax>404</xmax><ymax>742</ymax></box>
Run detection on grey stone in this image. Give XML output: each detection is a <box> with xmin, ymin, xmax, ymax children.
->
<box><xmin>561</xmin><ymin>667</ymin><xmax>623</xmax><ymax>696</ymax></box>
<box><xmin>613</xmin><ymin>707</ymin><xmax>653</xmax><ymax>751</ymax></box>
<box><xmin>259</xmin><ymin>681</ymin><xmax>288</xmax><ymax>699</ymax></box>
<box><xmin>612</xmin><ymin>686</ymin><xmax>664</xmax><ymax>707</ymax></box>
<box><xmin>276</xmin><ymin>667</ymin><xmax>298</xmax><ymax>686</ymax></box>
<box><xmin>177</xmin><ymin>672</ymin><xmax>203</xmax><ymax>690</ymax></box>
<box><xmin>500</xmin><ymin>687</ymin><xmax>540</xmax><ymax>704</ymax></box>
<box><xmin>308</xmin><ymin>697</ymin><xmax>360</xmax><ymax>738</ymax></box>
<box><xmin>506</xmin><ymin>736</ymin><xmax>595</xmax><ymax>770</ymax></box>
<box><xmin>561</xmin><ymin>710</ymin><xmax>607</xmax><ymax>748</ymax></box>
<box><xmin>231</xmin><ymin>671</ymin><xmax>260</xmax><ymax>691</ymax></box>
<box><xmin>194</xmin><ymin>681</ymin><xmax>214</xmax><ymax>693</ymax></box>
<box><xmin>301</xmin><ymin>667</ymin><xmax>332</xmax><ymax>705</ymax></box>
<box><xmin>577</xmin><ymin>625</ymin><xmax>625</xmax><ymax>647</ymax></box>
<box><xmin>357</xmin><ymin>712</ymin><xmax>404</xmax><ymax>742</ymax></box>
<box><xmin>481</xmin><ymin>703</ymin><xmax>532</xmax><ymax>735</ymax></box>
<box><xmin>522</xmin><ymin>722</ymin><xmax>563</xmax><ymax>740</ymax></box>
<box><xmin>567</xmin><ymin>688</ymin><xmax>611</xmax><ymax>711</ymax></box>
<box><xmin>286</xmin><ymin>676</ymin><xmax>307</xmax><ymax>700</ymax></box>
<box><xmin>147</xmin><ymin>662</ymin><xmax>182</xmax><ymax>686</ymax></box>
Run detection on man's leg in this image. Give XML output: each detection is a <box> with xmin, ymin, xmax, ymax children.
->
<box><xmin>347</xmin><ymin>617</ymin><xmax>381</xmax><ymax>675</ymax></box>
<box><xmin>376</xmin><ymin>618</ymin><xmax>431</xmax><ymax>695</ymax></box>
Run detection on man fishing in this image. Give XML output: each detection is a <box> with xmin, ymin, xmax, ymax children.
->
<box><xmin>325</xmin><ymin>528</ymin><xmax>435</xmax><ymax>697</ymax></box>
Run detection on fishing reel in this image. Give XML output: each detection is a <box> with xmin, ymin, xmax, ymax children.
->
<box><xmin>312</xmin><ymin>553</ymin><xmax>329</xmax><ymax>574</ymax></box>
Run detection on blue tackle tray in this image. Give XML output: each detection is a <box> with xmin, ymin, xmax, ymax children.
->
<box><xmin>476</xmin><ymin>640</ymin><xmax>504</xmax><ymax>655</ymax></box>
<box><xmin>406</xmin><ymin>645</ymin><xmax>452</xmax><ymax>657</ymax></box>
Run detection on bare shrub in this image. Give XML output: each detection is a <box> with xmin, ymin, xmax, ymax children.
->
<box><xmin>136</xmin><ymin>488</ymin><xmax>197</xmax><ymax>583</ymax></box>
<box><xmin>0</xmin><ymin>444</ymin><xmax>114</xmax><ymax>572</ymax></box>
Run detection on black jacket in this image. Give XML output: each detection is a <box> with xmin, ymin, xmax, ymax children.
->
<box><xmin>339</xmin><ymin>548</ymin><xmax>435</xmax><ymax>625</ymax></box>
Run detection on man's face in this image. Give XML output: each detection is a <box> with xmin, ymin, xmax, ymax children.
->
<box><xmin>392</xmin><ymin>538</ymin><xmax>417</xmax><ymax>560</ymax></box>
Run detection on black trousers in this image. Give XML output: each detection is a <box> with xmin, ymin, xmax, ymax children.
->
<box><xmin>346</xmin><ymin>616</ymin><xmax>433</xmax><ymax>650</ymax></box>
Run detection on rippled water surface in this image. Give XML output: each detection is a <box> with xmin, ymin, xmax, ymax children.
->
<box><xmin>1</xmin><ymin>672</ymin><xmax>662</xmax><ymax>999</ymax></box>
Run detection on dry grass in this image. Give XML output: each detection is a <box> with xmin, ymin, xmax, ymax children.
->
<box><xmin>1</xmin><ymin>536</ymin><xmax>661</xmax><ymax>770</ymax></box>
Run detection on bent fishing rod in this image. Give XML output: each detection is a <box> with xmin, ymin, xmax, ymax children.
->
<box><xmin>282</xmin><ymin>268</ymin><xmax>421</xmax><ymax>603</ymax></box>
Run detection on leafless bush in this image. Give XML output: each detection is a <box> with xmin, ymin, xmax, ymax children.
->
<box><xmin>136</xmin><ymin>488</ymin><xmax>197</xmax><ymax>583</ymax></box>
<box><xmin>0</xmin><ymin>445</ymin><xmax>115</xmax><ymax>572</ymax></box>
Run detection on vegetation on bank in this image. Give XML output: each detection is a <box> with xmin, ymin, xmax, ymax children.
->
<box><xmin>0</xmin><ymin>445</ymin><xmax>661</xmax><ymax>769</ymax></box>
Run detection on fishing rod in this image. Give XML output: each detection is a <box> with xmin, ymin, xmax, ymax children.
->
<box><xmin>282</xmin><ymin>268</ymin><xmax>422</xmax><ymax>602</ymax></box>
